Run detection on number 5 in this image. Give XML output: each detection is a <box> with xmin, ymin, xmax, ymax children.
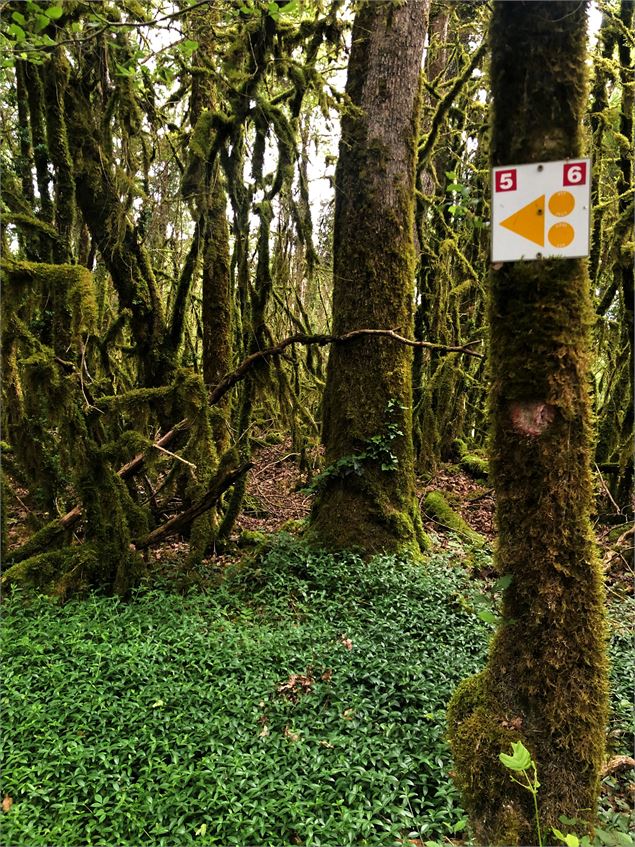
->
<box><xmin>495</xmin><ymin>169</ymin><xmax>517</xmax><ymax>192</ymax></box>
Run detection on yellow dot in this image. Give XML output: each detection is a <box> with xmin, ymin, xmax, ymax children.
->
<box><xmin>548</xmin><ymin>190</ymin><xmax>575</xmax><ymax>217</ymax></box>
<box><xmin>548</xmin><ymin>222</ymin><xmax>575</xmax><ymax>248</ymax></box>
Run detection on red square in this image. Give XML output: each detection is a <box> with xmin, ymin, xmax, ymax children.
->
<box><xmin>563</xmin><ymin>161</ymin><xmax>587</xmax><ymax>186</ymax></box>
<box><xmin>495</xmin><ymin>169</ymin><xmax>517</xmax><ymax>192</ymax></box>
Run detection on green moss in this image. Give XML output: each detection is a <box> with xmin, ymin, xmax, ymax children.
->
<box><xmin>309</xmin><ymin>1</ymin><xmax>426</xmax><ymax>555</ymax></box>
<box><xmin>460</xmin><ymin>453</ymin><xmax>488</xmax><ymax>479</ymax></box>
<box><xmin>237</xmin><ymin>530</ymin><xmax>268</xmax><ymax>548</ymax></box>
<box><xmin>447</xmin><ymin>671</ymin><xmax>535</xmax><ymax>846</ymax></box>
<box><xmin>449</xmin><ymin>4</ymin><xmax>609</xmax><ymax>842</ymax></box>
<box><xmin>423</xmin><ymin>491</ymin><xmax>485</xmax><ymax>546</ymax></box>
<box><xmin>2</xmin><ymin>518</ymin><xmax>66</xmax><ymax>567</ymax></box>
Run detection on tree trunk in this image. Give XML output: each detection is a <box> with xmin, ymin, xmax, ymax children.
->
<box><xmin>310</xmin><ymin>0</ymin><xmax>429</xmax><ymax>554</ymax></box>
<box><xmin>448</xmin><ymin>4</ymin><xmax>608</xmax><ymax>844</ymax></box>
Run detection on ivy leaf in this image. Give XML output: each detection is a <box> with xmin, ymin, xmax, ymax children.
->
<box><xmin>45</xmin><ymin>6</ymin><xmax>65</xmax><ymax>19</ymax></box>
<box><xmin>499</xmin><ymin>740</ymin><xmax>532</xmax><ymax>772</ymax></box>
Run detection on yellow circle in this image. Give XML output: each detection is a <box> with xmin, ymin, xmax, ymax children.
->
<box><xmin>548</xmin><ymin>190</ymin><xmax>575</xmax><ymax>217</ymax></box>
<box><xmin>548</xmin><ymin>222</ymin><xmax>575</xmax><ymax>248</ymax></box>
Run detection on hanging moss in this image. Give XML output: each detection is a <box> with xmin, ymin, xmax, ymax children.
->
<box><xmin>1</xmin><ymin>259</ymin><xmax>96</xmax><ymax>350</ymax></box>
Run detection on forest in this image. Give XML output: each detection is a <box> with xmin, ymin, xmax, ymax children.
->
<box><xmin>0</xmin><ymin>0</ymin><xmax>633</xmax><ymax>845</ymax></box>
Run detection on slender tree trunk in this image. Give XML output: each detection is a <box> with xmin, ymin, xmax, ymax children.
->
<box><xmin>448</xmin><ymin>4</ymin><xmax>608</xmax><ymax>844</ymax></box>
<box><xmin>310</xmin><ymin>0</ymin><xmax>429</xmax><ymax>553</ymax></box>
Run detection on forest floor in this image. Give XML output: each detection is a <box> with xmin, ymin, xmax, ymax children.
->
<box><xmin>2</xmin><ymin>439</ymin><xmax>633</xmax><ymax>847</ymax></box>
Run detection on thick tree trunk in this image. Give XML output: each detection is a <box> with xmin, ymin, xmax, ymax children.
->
<box><xmin>448</xmin><ymin>4</ymin><xmax>608</xmax><ymax>844</ymax></box>
<box><xmin>310</xmin><ymin>0</ymin><xmax>429</xmax><ymax>553</ymax></box>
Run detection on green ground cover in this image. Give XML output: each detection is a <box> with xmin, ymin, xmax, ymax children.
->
<box><xmin>1</xmin><ymin>537</ymin><xmax>633</xmax><ymax>846</ymax></box>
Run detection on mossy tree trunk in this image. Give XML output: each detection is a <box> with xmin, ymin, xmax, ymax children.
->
<box><xmin>448</xmin><ymin>4</ymin><xmax>608</xmax><ymax>844</ymax></box>
<box><xmin>310</xmin><ymin>0</ymin><xmax>429</xmax><ymax>554</ymax></box>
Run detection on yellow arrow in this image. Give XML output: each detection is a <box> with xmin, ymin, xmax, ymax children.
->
<box><xmin>500</xmin><ymin>195</ymin><xmax>545</xmax><ymax>246</ymax></box>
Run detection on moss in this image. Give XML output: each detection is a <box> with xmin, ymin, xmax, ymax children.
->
<box><xmin>278</xmin><ymin>518</ymin><xmax>307</xmax><ymax>535</ymax></box>
<box><xmin>447</xmin><ymin>671</ymin><xmax>535</xmax><ymax>846</ymax></box>
<box><xmin>2</xmin><ymin>518</ymin><xmax>67</xmax><ymax>567</ymax></box>
<box><xmin>1</xmin><ymin>260</ymin><xmax>96</xmax><ymax>354</ymax></box>
<box><xmin>453</xmin><ymin>438</ymin><xmax>490</xmax><ymax>479</ymax></box>
<box><xmin>460</xmin><ymin>453</ymin><xmax>488</xmax><ymax>479</ymax></box>
<box><xmin>237</xmin><ymin>530</ymin><xmax>268</xmax><ymax>548</ymax></box>
<box><xmin>2</xmin><ymin>549</ymin><xmax>71</xmax><ymax>593</ymax></box>
<box><xmin>449</xmin><ymin>4</ymin><xmax>610</xmax><ymax>843</ymax></box>
<box><xmin>310</xmin><ymin>1</ymin><xmax>426</xmax><ymax>554</ymax></box>
<box><xmin>423</xmin><ymin>491</ymin><xmax>485</xmax><ymax>546</ymax></box>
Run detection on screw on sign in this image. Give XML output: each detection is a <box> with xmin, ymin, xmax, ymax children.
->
<box><xmin>491</xmin><ymin>158</ymin><xmax>591</xmax><ymax>263</ymax></box>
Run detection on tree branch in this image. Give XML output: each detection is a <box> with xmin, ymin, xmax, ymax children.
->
<box><xmin>208</xmin><ymin>328</ymin><xmax>483</xmax><ymax>405</ymax></box>
<box><xmin>135</xmin><ymin>461</ymin><xmax>252</xmax><ymax>550</ymax></box>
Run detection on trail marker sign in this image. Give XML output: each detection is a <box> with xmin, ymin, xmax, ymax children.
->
<box><xmin>491</xmin><ymin>159</ymin><xmax>591</xmax><ymax>262</ymax></box>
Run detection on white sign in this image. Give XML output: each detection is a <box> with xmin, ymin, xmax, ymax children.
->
<box><xmin>491</xmin><ymin>158</ymin><xmax>591</xmax><ymax>262</ymax></box>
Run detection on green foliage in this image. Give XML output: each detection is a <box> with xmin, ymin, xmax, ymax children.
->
<box><xmin>499</xmin><ymin>742</ymin><xmax>635</xmax><ymax>847</ymax></box>
<box><xmin>1</xmin><ymin>539</ymin><xmax>632</xmax><ymax>846</ymax></box>
<box><xmin>1</xmin><ymin>542</ymin><xmax>491</xmax><ymax>846</ymax></box>
<box><xmin>307</xmin><ymin>401</ymin><xmax>405</xmax><ymax>492</ymax></box>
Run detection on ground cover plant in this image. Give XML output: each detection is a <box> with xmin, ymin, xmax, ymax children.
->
<box><xmin>2</xmin><ymin>537</ymin><xmax>633</xmax><ymax>847</ymax></box>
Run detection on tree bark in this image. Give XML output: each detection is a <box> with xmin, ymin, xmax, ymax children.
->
<box><xmin>448</xmin><ymin>4</ymin><xmax>608</xmax><ymax>844</ymax></box>
<box><xmin>310</xmin><ymin>0</ymin><xmax>429</xmax><ymax>553</ymax></box>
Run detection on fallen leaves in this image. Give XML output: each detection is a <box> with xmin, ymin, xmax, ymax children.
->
<box><xmin>277</xmin><ymin>672</ymin><xmax>314</xmax><ymax>702</ymax></box>
<box><xmin>340</xmin><ymin>635</ymin><xmax>353</xmax><ymax>650</ymax></box>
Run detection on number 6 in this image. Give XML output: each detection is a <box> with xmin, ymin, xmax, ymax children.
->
<box><xmin>564</xmin><ymin>162</ymin><xmax>587</xmax><ymax>186</ymax></box>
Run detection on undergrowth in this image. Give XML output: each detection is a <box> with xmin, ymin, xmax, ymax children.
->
<box><xmin>1</xmin><ymin>536</ymin><xmax>632</xmax><ymax>846</ymax></box>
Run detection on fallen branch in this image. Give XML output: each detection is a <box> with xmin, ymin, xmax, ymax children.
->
<box><xmin>601</xmin><ymin>755</ymin><xmax>635</xmax><ymax>777</ymax></box>
<box><xmin>135</xmin><ymin>461</ymin><xmax>252</xmax><ymax>550</ymax></box>
<box><xmin>6</xmin><ymin>420</ymin><xmax>192</xmax><ymax>563</ymax></box>
<box><xmin>9</xmin><ymin>328</ymin><xmax>479</xmax><ymax>560</ymax></box>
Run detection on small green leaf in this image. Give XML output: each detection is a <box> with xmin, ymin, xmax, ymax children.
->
<box><xmin>445</xmin><ymin>170</ymin><xmax>457</xmax><ymax>180</ymax></box>
<box><xmin>35</xmin><ymin>14</ymin><xmax>51</xmax><ymax>31</ymax></box>
<box><xmin>181</xmin><ymin>38</ymin><xmax>199</xmax><ymax>56</ymax></box>
<box><xmin>493</xmin><ymin>574</ymin><xmax>513</xmax><ymax>592</ymax></box>
<box><xmin>11</xmin><ymin>11</ymin><xmax>26</xmax><ymax>25</ymax></box>
<box><xmin>8</xmin><ymin>23</ymin><xmax>26</xmax><ymax>41</ymax></box>
<box><xmin>499</xmin><ymin>740</ymin><xmax>532</xmax><ymax>772</ymax></box>
<box><xmin>114</xmin><ymin>63</ymin><xmax>134</xmax><ymax>77</ymax></box>
<box><xmin>45</xmin><ymin>6</ymin><xmax>64</xmax><ymax>19</ymax></box>
<box><xmin>478</xmin><ymin>610</ymin><xmax>498</xmax><ymax>625</ymax></box>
